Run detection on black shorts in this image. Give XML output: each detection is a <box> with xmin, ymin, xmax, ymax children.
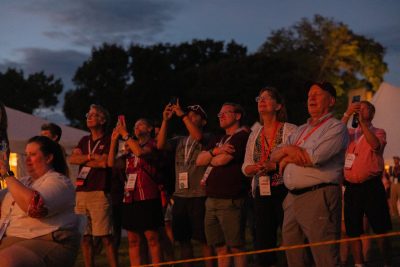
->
<box><xmin>172</xmin><ymin>196</ymin><xmax>207</xmax><ymax>242</ymax></box>
<box><xmin>122</xmin><ymin>198</ymin><xmax>164</xmax><ymax>232</ymax></box>
<box><xmin>344</xmin><ymin>177</ymin><xmax>392</xmax><ymax>237</ymax></box>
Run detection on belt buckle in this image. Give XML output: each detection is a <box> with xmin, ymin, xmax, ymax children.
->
<box><xmin>311</xmin><ymin>185</ymin><xmax>318</xmax><ymax>191</ymax></box>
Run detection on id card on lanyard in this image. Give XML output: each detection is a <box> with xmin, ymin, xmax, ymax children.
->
<box><xmin>179</xmin><ymin>137</ymin><xmax>197</xmax><ymax>189</ymax></box>
<box><xmin>259</xmin><ymin>176</ymin><xmax>271</xmax><ymax>196</ymax></box>
<box><xmin>77</xmin><ymin>138</ymin><xmax>102</xmax><ymax>181</ymax></box>
<box><xmin>345</xmin><ymin>133</ymin><xmax>364</xmax><ymax>170</ymax></box>
<box><xmin>201</xmin><ymin>128</ymin><xmax>243</xmax><ymax>183</ymax></box>
<box><xmin>125</xmin><ymin>155</ymin><xmax>139</xmax><ymax>191</ymax></box>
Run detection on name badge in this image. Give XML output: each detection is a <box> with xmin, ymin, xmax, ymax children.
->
<box><xmin>178</xmin><ymin>172</ymin><xmax>189</xmax><ymax>189</ymax></box>
<box><xmin>77</xmin><ymin>166</ymin><xmax>91</xmax><ymax>179</ymax></box>
<box><xmin>344</xmin><ymin>153</ymin><xmax>356</xmax><ymax>169</ymax></box>
<box><xmin>201</xmin><ymin>166</ymin><xmax>214</xmax><ymax>186</ymax></box>
<box><xmin>259</xmin><ymin>176</ymin><xmax>271</xmax><ymax>196</ymax></box>
<box><xmin>125</xmin><ymin>174</ymin><xmax>137</xmax><ymax>190</ymax></box>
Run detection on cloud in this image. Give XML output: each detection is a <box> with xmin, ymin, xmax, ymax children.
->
<box><xmin>0</xmin><ymin>47</ymin><xmax>88</xmax><ymax>124</ymax></box>
<box><xmin>0</xmin><ymin>48</ymin><xmax>88</xmax><ymax>93</ymax></box>
<box><xmin>18</xmin><ymin>0</ymin><xmax>179</xmax><ymax>46</ymax></box>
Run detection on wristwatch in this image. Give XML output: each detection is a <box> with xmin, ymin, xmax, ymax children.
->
<box><xmin>1</xmin><ymin>170</ymin><xmax>14</xmax><ymax>180</ymax></box>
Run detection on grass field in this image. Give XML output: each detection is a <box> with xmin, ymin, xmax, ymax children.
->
<box><xmin>74</xmin><ymin>219</ymin><xmax>400</xmax><ymax>267</ymax></box>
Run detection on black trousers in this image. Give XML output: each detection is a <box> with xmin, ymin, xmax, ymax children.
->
<box><xmin>254</xmin><ymin>184</ymin><xmax>287</xmax><ymax>266</ymax></box>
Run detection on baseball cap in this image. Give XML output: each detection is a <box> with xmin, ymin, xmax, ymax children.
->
<box><xmin>186</xmin><ymin>105</ymin><xmax>207</xmax><ymax>120</ymax></box>
<box><xmin>308</xmin><ymin>81</ymin><xmax>337</xmax><ymax>98</ymax></box>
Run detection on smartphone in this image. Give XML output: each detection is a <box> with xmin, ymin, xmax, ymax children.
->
<box><xmin>352</xmin><ymin>95</ymin><xmax>361</xmax><ymax>103</ymax></box>
<box><xmin>169</xmin><ymin>96</ymin><xmax>178</xmax><ymax>105</ymax></box>
<box><xmin>351</xmin><ymin>95</ymin><xmax>361</xmax><ymax>128</ymax></box>
<box><xmin>118</xmin><ymin>115</ymin><xmax>126</xmax><ymax>125</ymax></box>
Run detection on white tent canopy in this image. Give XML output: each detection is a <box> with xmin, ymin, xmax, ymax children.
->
<box><xmin>5</xmin><ymin>106</ymin><xmax>88</xmax><ymax>176</ymax></box>
<box><xmin>371</xmin><ymin>82</ymin><xmax>400</xmax><ymax>166</ymax></box>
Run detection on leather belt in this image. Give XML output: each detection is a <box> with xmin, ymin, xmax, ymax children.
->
<box><xmin>289</xmin><ymin>183</ymin><xmax>338</xmax><ymax>195</ymax></box>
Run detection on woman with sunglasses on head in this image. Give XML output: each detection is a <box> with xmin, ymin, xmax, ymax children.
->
<box><xmin>242</xmin><ymin>87</ymin><xmax>297</xmax><ymax>267</ymax></box>
<box><xmin>108</xmin><ymin>118</ymin><xmax>163</xmax><ymax>266</ymax></box>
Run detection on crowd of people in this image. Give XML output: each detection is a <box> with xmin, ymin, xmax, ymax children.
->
<box><xmin>0</xmin><ymin>81</ymin><xmax>397</xmax><ymax>267</ymax></box>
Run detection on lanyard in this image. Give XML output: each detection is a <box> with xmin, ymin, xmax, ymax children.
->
<box><xmin>201</xmin><ymin>127</ymin><xmax>244</xmax><ymax>183</ymax></box>
<box><xmin>351</xmin><ymin>125</ymin><xmax>373</xmax><ymax>154</ymax></box>
<box><xmin>125</xmin><ymin>140</ymin><xmax>148</xmax><ymax>174</ymax></box>
<box><xmin>126</xmin><ymin>154</ymin><xmax>140</xmax><ymax>174</ymax></box>
<box><xmin>295</xmin><ymin>115</ymin><xmax>333</xmax><ymax>146</ymax></box>
<box><xmin>0</xmin><ymin>201</ymin><xmax>16</xmax><ymax>241</ymax></box>
<box><xmin>184</xmin><ymin>137</ymin><xmax>197</xmax><ymax>166</ymax></box>
<box><xmin>218</xmin><ymin>127</ymin><xmax>244</xmax><ymax>147</ymax></box>
<box><xmin>88</xmin><ymin>138</ymin><xmax>101</xmax><ymax>155</ymax></box>
<box><xmin>260</xmin><ymin>122</ymin><xmax>280</xmax><ymax>163</ymax></box>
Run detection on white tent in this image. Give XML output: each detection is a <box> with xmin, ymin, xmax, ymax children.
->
<box><xmin>5</xmin><ymin>106</ymin><xmax>88</xmax><ymax>177</ymax></box>
<box><xmin>370</xmin><ymin>82</ymin><xmax>400</xmax><ymax>166</ymax></box>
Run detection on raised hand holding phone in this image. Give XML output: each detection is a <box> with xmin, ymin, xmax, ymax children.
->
<box><xmin>116</xmin><ymin>115</ymin><xmax>129</xmax><ymax>138</ymax></box>
<box><xmin>118</xmin><ymin>115</ymin><xmax>126</xmax><ymax>127</ymax></box>
<box><xmin>351</xmin><ymin>95</ymin><xmax>361</xmax><ymax>128</ymax></box>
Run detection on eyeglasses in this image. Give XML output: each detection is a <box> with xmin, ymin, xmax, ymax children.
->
<box><xmin>85</xmin><ymin>113</ymin><xmax>102</xmax><ymax>119</ymax></box>
<box><xmin>255</xmin><ymin>96</ymin><xmax>275</xmax><ymax>103</ymax></box>
<box><xmin>217</xmin><ymin>111</ymin><xmax>235</xmax><ymax>118</ymax></box>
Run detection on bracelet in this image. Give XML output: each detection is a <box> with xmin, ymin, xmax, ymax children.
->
<box><xmin>1</xmin><ymin>170</ymin><xmax>14</xmax><ymax>180</ymax></box>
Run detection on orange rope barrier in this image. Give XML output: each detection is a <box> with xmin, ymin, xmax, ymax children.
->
<box><xmin>136</xmin><ymin>231</ymin><xmax>400</xmax><ymax>267</ymax></box>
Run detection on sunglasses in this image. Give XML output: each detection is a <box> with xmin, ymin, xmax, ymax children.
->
<box><xmin>187</xmin><ymin>105</ymin><xmax>207</xmax><ymax>118</ymax></box>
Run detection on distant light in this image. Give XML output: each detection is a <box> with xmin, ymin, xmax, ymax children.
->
<box><xmin>10</xmin><ymin>153</ymin><xmax>17</xmax><ymax>167</ymax></box>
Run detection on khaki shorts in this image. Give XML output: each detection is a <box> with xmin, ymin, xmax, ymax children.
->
<box><xmin>75</xmin><ymin>191</ymin><xmax>113</xmax><ymax>236</ymax></box>
<box><xmin>204</xmin><ymin>197</ymin><xmax>245</xmax><ymax>247</ymax></box>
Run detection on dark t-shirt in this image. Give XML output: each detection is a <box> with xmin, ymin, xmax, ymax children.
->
<box><xmin>75</xmin><ymin>135</ymin><xmax>111</xmax><ymax>192</ymax></box>
<box><xmin>205</xmin><ymin>130</ymin><xmax>249</xmax><ymax>199</ymax></box>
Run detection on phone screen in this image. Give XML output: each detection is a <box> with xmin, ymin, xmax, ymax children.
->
<box><xmin>352</xmin><ymin>95</ymin><xmax>361</xmax><ymax>103</ymax></box>
<box><xmin>118</xmin><ymin>115</ymin><xmax>125</xmax><ymax>125</ymax></box>
<box><xmin>169</xmin><ymin>97</ymin><xmax>177</xmax><ymax>105</ymax></box>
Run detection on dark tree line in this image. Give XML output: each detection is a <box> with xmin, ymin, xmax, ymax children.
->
<box><xmin>0</xmin><ymin>69</ymin><xmax>62</xmax><ymax>113</ymax></box>
<box><xmin>0</xmin><ymin>15</ymin><xmax>387</xmax><ymax>134</ymax></box>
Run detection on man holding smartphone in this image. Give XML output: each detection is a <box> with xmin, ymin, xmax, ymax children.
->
<box><xmin>157</xmin><ymin>100</ymin><xmax>213</xmax><ymax>267</ymax></box>
<box><xmin>342</xmin><ymin>100</ymin><xmax>392</xmax><ymax>266</ymax></box>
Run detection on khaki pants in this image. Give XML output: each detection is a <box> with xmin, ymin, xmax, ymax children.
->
<box><xmin>282</xmin><ymin>185</ymin><xmax>341</xmax><ymax>267</ymax></box>
<box><xmin>0</xmin><ymin>229</ymin><xmax>80</xmax><ymax>267</ymax></box>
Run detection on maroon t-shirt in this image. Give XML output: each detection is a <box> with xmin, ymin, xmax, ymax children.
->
<box><xmin>205</xmin><ymin>130</ymin><xmax>249</xmax><ymax>199</ymax></box>
<box><xmin>75</xmin><ymin>135</ymin><xmax>111</xmax><ymax>192</ymax></box>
